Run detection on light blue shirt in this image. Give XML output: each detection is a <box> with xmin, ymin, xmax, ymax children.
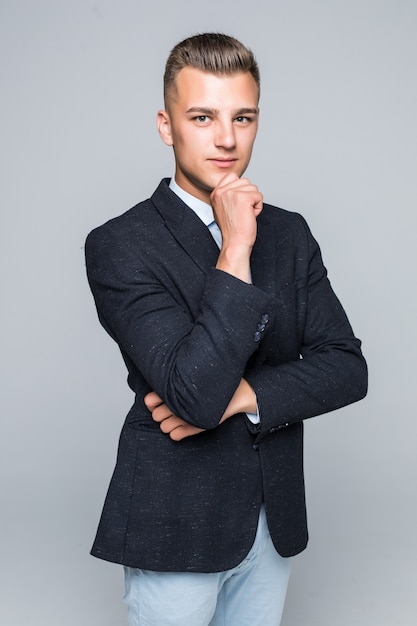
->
<box><xmin>169</xmin><ymin>178</ymin><xmax>223</xmax><ymax>247</ymax></box>
<box><xmin>169</xmin><ymin>178</ymin><xmax>260</xmax><ymax>425</ymax></box>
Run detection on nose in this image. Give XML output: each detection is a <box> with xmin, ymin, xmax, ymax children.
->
<box><xmin>214</xmin><ymin>120</ymin><xmax>236</xmax><ymax>150</ymax></box>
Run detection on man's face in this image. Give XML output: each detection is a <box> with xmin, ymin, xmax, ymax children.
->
<box><xmin>157</xmin><ymin>67</ymin><xmax>259</xmax><ymax>204</ymax></box>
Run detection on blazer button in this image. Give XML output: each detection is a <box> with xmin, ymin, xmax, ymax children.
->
<box><xmin>260</xmin><ymin>313</ymin><xmax>269</xmax><ymax>324</ymax></box>
<box><xmin>253</xmin><ymin>331</ymin><xmax>262</xmax><ymax>342</ymax></box>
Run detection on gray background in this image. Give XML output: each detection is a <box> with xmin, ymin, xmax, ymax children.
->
<box><xmin>1</xmin><ymin>1</ymin><xmax>416</xmax><ymax>624</ymax></box>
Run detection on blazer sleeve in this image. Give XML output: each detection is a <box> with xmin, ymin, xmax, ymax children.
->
<box><xmin>244</xmin><ymin>215</ymin><xmax>368</xmax><ymax>439</ymax></box>
<box><xmin>85</xmin><ymin>223</ymin><xmax>273</xmax><ymax>430</ymax></box>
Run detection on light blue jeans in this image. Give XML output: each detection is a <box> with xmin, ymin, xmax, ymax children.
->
<box><xmin>123</xmin><ymin>507</ymin><xmax>290</xmax><ymax>626</ymax></box>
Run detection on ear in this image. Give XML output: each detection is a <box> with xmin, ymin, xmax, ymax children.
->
<box><xmin>157</xmin><ymin>110</ymin><xmax>173</xmax><ymax>146</ymax></box>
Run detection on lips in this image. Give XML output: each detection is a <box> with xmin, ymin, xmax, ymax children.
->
<box><xmin>208</xmin><ymin>158</ymin><xmax>237</xmax><ymax>168</ymax></box>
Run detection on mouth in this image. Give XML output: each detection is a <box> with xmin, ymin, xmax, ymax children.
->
<box><xmin>208</xmin><ymin>158</ymin><xmax>238</xmax><ymax>168</ymax></box>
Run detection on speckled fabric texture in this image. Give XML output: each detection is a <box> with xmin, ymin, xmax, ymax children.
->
<box><xmin>85</xmin><ymin>179</ymin><xmax>367</xmax><ymax>572</ymax></box>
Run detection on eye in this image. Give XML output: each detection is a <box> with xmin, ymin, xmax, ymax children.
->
<box><xmin>235</xmin><ymin>116</ymin><xmax>251</xmax><ymax>124</ymax></box>
<box><xmin>194</xmin><ymin>115</ymin><xmax>210</xmax><ymax>123</ymax></box>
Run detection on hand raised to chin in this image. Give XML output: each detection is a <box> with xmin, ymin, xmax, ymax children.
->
<box><xmin>210</xmin><ymin>172</ymin><xmax>263</xmax><ymax>283</ymax></box>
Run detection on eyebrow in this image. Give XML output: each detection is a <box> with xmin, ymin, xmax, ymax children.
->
<box><xmin>186</xmin><ymin>107</ymin><xmax>259</xmax><ymax>116</ymax></box>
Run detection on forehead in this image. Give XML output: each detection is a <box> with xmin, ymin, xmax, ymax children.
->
<box><xmin>172</xmin><ymin>67</ymin><xmax>259</xmax><ymax>108</ymax></box>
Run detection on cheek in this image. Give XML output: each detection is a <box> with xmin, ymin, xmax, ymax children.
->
<box><xmin>180</xmin><ymin>135</ymin><xmax>207</xmax><ymax>162</ymax></box>
<box><xmin>243</xmin><ymin>134</ymin><xmax>257</xmax><ymax>157</ymax></box>
<box><xmin>174</xmin><ymin>129</ymin><xmax>197</xmax><ymax>151</ymax></box>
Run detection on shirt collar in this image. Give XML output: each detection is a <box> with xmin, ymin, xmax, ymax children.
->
<box><xmin>169</xmin><ymin>178</ymin><xmax>215</xmax><ymax>227</ymax></box>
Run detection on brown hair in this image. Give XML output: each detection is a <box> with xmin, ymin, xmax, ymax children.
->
<box><xmin>164</xmin><ymin>33</ymin><xmax>260</xmax><ymax>108</ymax></box>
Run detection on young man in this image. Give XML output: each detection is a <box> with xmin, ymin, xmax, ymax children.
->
<box><xmin>86</xmin><ymin>33</ymin><xmax>367</xmax><ymax>626</ymax></box>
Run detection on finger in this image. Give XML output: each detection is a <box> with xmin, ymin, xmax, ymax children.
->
<box><xmin>159</xmin><ymin>416</ymin><xmax>183</xmax><ymax>433</ymax></box>
<box><xmin>144</xmin><ymin>391</ymin><xmax>162</xmax><ymax>410</ymax></box>
<box><xmin>211</xmin><ymin>181</ymin><xmax>261</xmax><ymax>209</ymax></box>
<box><xmin>216</xmin><ymin>175</ymin><xmax>257</xmax><ymax>190</ymax></box>
<box><xmin>218</xmin><ymin>174</ymin><xmax>253</xmax><ymax>187</ymax></box>
<box><xmin>216</xmin><ymin>172</ymin><xmax>240</xmax><ymax>188</ymax></box>
<box><xmin>253</xmin><ymin>195</ymin><xmax>263</xmax><ymax>212</ymax></box>
<box><xmin>210</xmin><ymin>175</ymin><xmax>249</xmax><ymax>204</ymax></box>
<box><xmin>152</xmin><ymin>404</ymin><xmax>174</xmax><ymax>423</ymax></box>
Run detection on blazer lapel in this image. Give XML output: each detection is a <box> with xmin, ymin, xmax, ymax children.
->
<box><xmin>151</xmin><ymin>179</ymin><xmax>219</xmax><ymax>274</ymax></box>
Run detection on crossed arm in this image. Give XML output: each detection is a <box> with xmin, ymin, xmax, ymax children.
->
<box><xmin>145</xmin><ymin>378</ymin><xmax>257</xmax><ymax>440</ymax></box>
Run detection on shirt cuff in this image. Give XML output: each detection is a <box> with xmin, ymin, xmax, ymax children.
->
<box><xmin>246</xmin><ymin>395</ymin><xmax>260</xmax><ymax>424</ymax></box>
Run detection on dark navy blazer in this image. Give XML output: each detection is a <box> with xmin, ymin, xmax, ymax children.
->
<box><xmin>85</xmin><ymin>178</ymin><xmax>367</xmax><ymax>572</ymax></box>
